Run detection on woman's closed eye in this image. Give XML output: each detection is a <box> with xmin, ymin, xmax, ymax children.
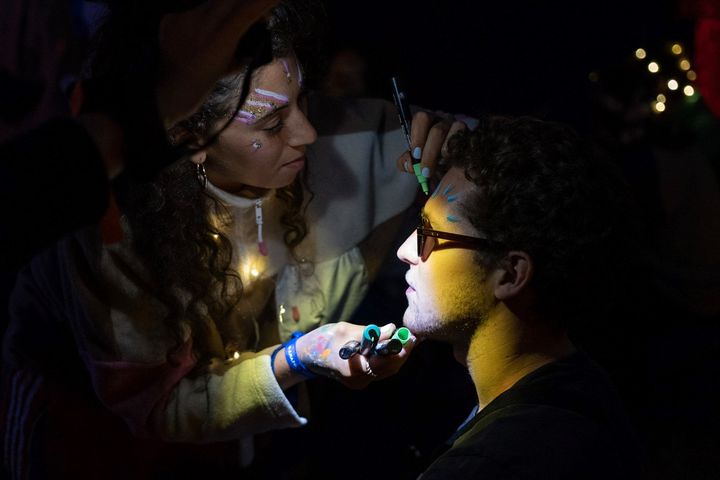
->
<box><xmin>263</xmin><ymin>119</ymin><xmax>284</xmax><ymax>134</ymax></box>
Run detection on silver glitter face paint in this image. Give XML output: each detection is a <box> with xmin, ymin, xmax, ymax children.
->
<box><xmin>252</xmin><ymin>139</ymin><xmax>262</xmax><ymax>150</ymax></box>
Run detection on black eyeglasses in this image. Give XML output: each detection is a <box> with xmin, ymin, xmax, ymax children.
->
<box><xmin>417</xmin><ymin>214</ymin><xmax>501</xmax><ymax>260</ymax></box>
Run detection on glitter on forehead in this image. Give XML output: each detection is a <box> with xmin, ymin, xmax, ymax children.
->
<box><xmin>232</xmin><ymin>88</ymin><xmax>289</xmax><ymax>124</ymax></box>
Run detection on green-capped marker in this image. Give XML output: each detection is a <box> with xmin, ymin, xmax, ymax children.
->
<box><xmin>392</xmin><ymin>327</ymin><xmax>411</xmax><ymax>345</ymax></box>
<box><xmin>412</xmin><ymin>163</ymin><xmax>430</xmax><ymax>195</ymax></box>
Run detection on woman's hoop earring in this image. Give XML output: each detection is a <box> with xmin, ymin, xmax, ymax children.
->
<box><xmin>196</xmin><ymin>163</ymin><xmax>208</xmax><ymax>189</ymax></box>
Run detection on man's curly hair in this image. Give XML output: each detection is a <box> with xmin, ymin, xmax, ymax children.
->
<box><xmin>446</xmin><ymin>116</ymin><xmax>639</xmax><ymax>329</ymax></box>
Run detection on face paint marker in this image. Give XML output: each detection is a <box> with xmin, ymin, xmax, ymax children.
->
<box><xmin>391</xmin><ymin>77</ymin><xmax>429</xmax><ymax>195</ymax></box>
<box><xmin>374</xmin><ymin>338</ymin><xmax>402</xmax><ymax>355</ymax></box>
<box><xmin>359</xmin><ymin>324</ymin><xmax>381</xmax><ymax>356</ymax></box>
<box><xmin>339</xmin><ymin>325</ymin><xmax>381</xmax><ymax>359</ymax></box>
<box><xmin>447</xmin><ymin>215</ymin><xmax>460</xmax><ymax>223</ymax></box>
<box><xmin>392</xmin><ymin>327</ymin><xmax>411</xmax><ymax>345</ymax></box>
<box><xmin>339</xmin><ymin>340</ymin><xmax>361</xmax><ymax>359</ymax></box>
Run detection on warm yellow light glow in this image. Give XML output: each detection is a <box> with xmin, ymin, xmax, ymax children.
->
<box><xmin>683</xmin><ymin>85</ymin><xmax>695</xmax><ymax>96</ymax></box>
<box><xmin>211</xmin><ymin>233</ymin><xmax>219</xmax><ymax>240</ymax></box>
<box><xmin>635</xmin><ymin>48</ymin><xmax>647</xmax><ymax>59</ymax></box>
<box><xmin>679</xmin><ymin>59</ymin><xmax>691</xmax><ymax>71</ymax></box>
<box><xmin>687</xmin><ymin>70</ymin><xmax>697</xmax><ymax>81</ymax></box>
<box><xmin>648</xmin><ymin>62</ymin><xmax>659</xmax><ymax>73</ymax></box>
<box><xmin>233</xmin><ymin>351</ymin><xmax>240</xmax><ymax>360</ymax></box>
<box><xmin>251</xmin><ymin>268</ymin><xmax>259</xmax><ymax>277</ymax></box>
<box><xmin>657</xmin><ymin>94</ymin><xmax>666</xmax><ymax>103</ymax></box>
<box><xmin>671</xmin><ymin>43</ymin><xmax>682</xmax><ymax>55</ymax></box>
<box><xmin>667</xmin><ymin>79</ymin><xmax>679</xmax><ymax>90</ymax></box>
<box><xmin>652</xmin><ymin>101</ymin><xmax>666</xmax><ymax>113</ymax></box>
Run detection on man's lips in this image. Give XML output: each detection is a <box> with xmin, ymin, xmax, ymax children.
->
<box><xmin>405</xmin><ymin>274</ymin><xmax>415</xmax><ymax>292</ymax></box>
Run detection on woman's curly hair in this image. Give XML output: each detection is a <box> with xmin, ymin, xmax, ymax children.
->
<box><xmin>91</xmin><ymin>1</ymin><xmax>322</xmax><ymax>365</ymax></box>
<box><xmin>446</xmin><ymin>116</ymin><xmax>640</xmax><ymax>330</ymax></box>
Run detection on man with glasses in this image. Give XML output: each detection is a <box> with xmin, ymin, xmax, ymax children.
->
<box><xmin>397</xmin><ymin>115</ymin><xmax>643</xmax><ymax>479</ymax></box>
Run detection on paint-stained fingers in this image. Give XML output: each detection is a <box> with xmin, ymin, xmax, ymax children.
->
<box><xmin>378</xmin><ymin>323</ymin><xmax>397</xmax><ymax>341</ymax></box>
<box><xmin>343</xmin><ymin>354</ymin><xmax>374</xmax><ymax>389</ymax></box>
<box><xmin>420</xmin><ymin>120</ymin><xmax>452</xmax><ymax>177</ymax></box>
<box><xmin>396</xmin><ymin>150</ymin><xmax>413</xmax><ymax>173</ymax></box>
<box><xmin>365</xmin><ymin>333</ymin><xmax>417</xmax><ymax>379</ymax></box>
<box><xmin>442</xmin><ymin>120</ymin><xmax>468</xmax><ymax>158</ymax></box>
<box><xmin>409</xmin><ymin>111</ymin><xmax>434</xmax><ymax>162</ymax></box>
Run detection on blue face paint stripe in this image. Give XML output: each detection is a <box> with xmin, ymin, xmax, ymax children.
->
<box><xmin>431</xmin><ymin>184</ymin><xmax>441</xmax><ymax>198</ymax></box>
<box><xmin>447</xmin><ymin>215</ymin><xmax>460</xmax><ymax>223</ymax></box>
<box><xmin>443</xmin><ymin>184</ymin><xmax>454</xmax><ymax>196</ymax></box>
<box><xmin>446</xmin><ymin>194</ymin><xmax>458</xmax><ymax>203</ymax></box>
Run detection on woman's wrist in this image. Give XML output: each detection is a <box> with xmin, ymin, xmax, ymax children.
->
<box><xmin>265</xmin><ymin>343</ymin><xmax>306</xmax><ymax>390</ymax></box>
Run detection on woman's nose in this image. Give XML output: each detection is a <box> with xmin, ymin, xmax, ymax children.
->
<box><xmin>287</xmin><ymin>110</ymin><xmax>317</xmax><ymax>147</ymax></box>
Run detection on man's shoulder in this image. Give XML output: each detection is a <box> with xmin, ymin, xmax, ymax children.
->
<box><xmin>424</xmin><ymin>403</ymin><xmax>637</xmax><ymax>479</ymax></box>
<box><xmin>421</xmin><ymin>353</ymin><xmax>643</xmax><ymax>479</ymax></box>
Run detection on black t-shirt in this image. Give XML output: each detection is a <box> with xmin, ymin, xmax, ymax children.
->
<box><xmin>421</xmin><ymin>352</ymin><xmax>644</xmax><ymax>479</ymax></box>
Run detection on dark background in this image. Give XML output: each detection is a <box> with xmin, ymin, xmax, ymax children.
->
<box><xmin>320</xmin><ymin>0</ymin><xmax>688</xmax><ymax>127</ymax></box>
<box><xmin>1</xmin><ymin>0</ymin><xmax>718</xmax><ymax>478</ymax></box>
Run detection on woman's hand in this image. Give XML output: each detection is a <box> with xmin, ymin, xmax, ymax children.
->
<box><xmin>295</xmin><ymin>322</ymin><xmax>416</xmax><ymax>389</ymax></box>
<box><xmin>396</xmin><ymin>111</ymin><xmax>468</xmax><ymax>181</ymax></box>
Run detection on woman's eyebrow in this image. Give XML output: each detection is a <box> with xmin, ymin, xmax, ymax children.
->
<box><xmin>234</xmin><ymin>102</ymin><xmax>289</xmax><ymax>124</ymax></box>
<box><xmin>253</xmin><ymin>103</ymin><xmax>289</xmax><ymax>123</ymax></box>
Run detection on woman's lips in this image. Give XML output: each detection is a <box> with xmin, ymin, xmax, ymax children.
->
<box><xmin>283</xmin><ymin>156</ymin><xmax>305</xmax><ymax>168</ymax></box>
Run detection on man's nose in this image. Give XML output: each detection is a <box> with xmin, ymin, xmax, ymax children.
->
<box><xmin>397</xmin><ymin>231</ymin><xmax>419</xmax><ymax>265</ymax></box>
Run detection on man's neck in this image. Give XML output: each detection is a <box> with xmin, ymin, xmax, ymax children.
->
<box><xmin>459</xmin><ymin>305</ymin><xmax>575</xmax><ymax>410</ymax></box>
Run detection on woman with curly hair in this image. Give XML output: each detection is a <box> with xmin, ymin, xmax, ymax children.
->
<box><xmin>1</xmin><ymin>0</ymin><xmax>464</xmax><ymax>477</ymax></box>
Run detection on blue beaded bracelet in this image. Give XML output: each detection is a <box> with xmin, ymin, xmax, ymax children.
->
<box><xmin>281</xmin><ymin>331</ymin><xmax>317</xmax><ymax>379</ymax></box>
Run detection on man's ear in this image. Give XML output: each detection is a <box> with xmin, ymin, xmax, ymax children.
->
<box><xmin>494</xmin><ymin>251</ymin><xmax>533</xmax><ymax>300</ymax></box>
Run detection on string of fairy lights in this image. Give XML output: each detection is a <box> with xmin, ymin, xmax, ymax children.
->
<box><xmin>634</xmin><ymin>42</ymin><xmax>698</xmax><ymax>114</ymax></box>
